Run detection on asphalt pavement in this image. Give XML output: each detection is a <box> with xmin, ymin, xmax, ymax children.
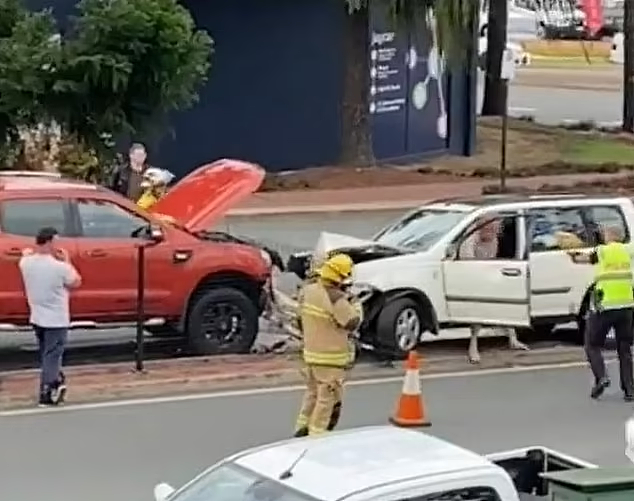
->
<box><xmin>0</xmin><ymin>365</ymin><xmax>631</xmax><ymax>501</ymax></box>
<box><xmin>506</xmin><ymin>85</ymin><xmax>620</xmax><ymax>125</ymax></box>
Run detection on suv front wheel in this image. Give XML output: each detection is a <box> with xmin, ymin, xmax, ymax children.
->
<box><xmin>186</xmin><ymin>288</ymin><xmax>259</xmax><ymax>355</ymax></box>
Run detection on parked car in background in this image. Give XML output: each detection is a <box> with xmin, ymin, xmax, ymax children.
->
<box><xmin>0</xmin><ymin>161</ymin><xmax>279</xmax><ymax>356</ymax></box>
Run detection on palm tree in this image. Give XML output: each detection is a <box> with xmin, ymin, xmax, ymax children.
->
<box><xmin>624</xmin><ymin>0</ymin><xmax>634</xmax><ymax>131</ymax></box>
<box><xmin>340</xmin><ymin>0</ymin><xmax>480</xmax><ymax>164</ymax></box>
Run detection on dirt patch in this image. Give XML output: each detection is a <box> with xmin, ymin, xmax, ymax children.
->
<box><xmin>483</xmin><ymin>173</ymin><xmax>634</xmax><ymax>196</ymax></box>
<box><xmin>260</xmin><ymin>119</ymin><xmax>634</xmax><ymax>193</ymax></box>
<box><xmin>522</xmin><ymin>40</ymin><xmax>611</xmax><ymax>58</ymax></box>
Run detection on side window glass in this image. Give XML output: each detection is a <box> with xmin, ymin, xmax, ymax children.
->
<box><xmin>77</xmin><ymin>199</ymin><xmax>148</xmax><ymax>238</ymax></box>
<box><xmin>529</xmin><ymin>208</ymin><xmax>591</xmax><ymax>252</ymax></box>
<box><xmin>1</xmin><ymin>200</ymin><xmax>67</xmax><ymax>237</ymax></box>
<box><xmin>586</xmin><ymin>206</ymin><xmax>629</xmax><ymax>244</ymax></box>
<box><xmin>456</xmin><ymin>215</ymin><xmax>519</xmax><ymax>260</ymax></box>
<box><xmin>402</xmin><ymin>486</ymin><xmax>502</xmax><ymax>501</ymax></box>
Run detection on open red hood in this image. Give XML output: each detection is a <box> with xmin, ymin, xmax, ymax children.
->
<box><xmin>150</xmin><ymin>159</ymin><xmax>265</xmax><ymax>232</ymax></box>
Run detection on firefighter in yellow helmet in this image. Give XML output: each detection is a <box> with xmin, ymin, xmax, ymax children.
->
<box><xmin>293</xmin><ymin>253</ymin><xmax>361</xmax><ymax>437</ymax></box>
<box><xmin>136</xmin><ymin>167</ymin><xmax>174</xmax><ymax>210</ymax></box>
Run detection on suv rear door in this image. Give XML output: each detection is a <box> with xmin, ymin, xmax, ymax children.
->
<box><xmin>441</xmin><ymin>213</ymin><xmax>531</xmax><ymax>327</ymax></box>
<box><xmin>0</xmin><ymin>197</ymin><xmax>76</xmax><ymax>322</ymax></box>
<box><xmin>71</xmin><ymin>197</ymin><xmax>176</xmax><ymax>319</ymax></box>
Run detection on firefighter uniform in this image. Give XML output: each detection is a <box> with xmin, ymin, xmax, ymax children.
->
<box><xmin>582</xmin><ymin>241</ymin><xmax>634</xmax><ymax>400</ymax></box>
<box><xmin>294</xmin><ymin>254</ymin><xmax>361</xmax><ymax>436</ymax></box>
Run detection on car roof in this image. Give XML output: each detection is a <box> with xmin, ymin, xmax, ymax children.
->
<box><xmin>232</xmin><ymin>426</ymin><xmax>494</xmax><ymax>501</ymax></box>
<box><xmin>425</xmin><ymin>193</ymin><xmax>629</xmax><ymax>210</ymax></box>
<box><xmin>0</xmin><ymin>171</ymin><xmax>103</xmax><ymax>195</ymax></box>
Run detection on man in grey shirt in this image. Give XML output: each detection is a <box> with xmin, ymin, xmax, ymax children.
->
<box><xmin>19</xmin><ymin>227</ymin><xmax>82</xmax><ymax>406</ymax></box>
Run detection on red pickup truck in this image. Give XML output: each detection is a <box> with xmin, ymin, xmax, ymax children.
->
<box><xmin>0</xmin><ymin>160</ymin><xmax>276</xmax><ymax>355</ymax></box>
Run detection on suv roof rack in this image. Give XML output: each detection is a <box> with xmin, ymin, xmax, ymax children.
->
<box><xmin>0</xmin><ymin>170</ymin><xmax>62</xmax><ymax>178</ymax></box>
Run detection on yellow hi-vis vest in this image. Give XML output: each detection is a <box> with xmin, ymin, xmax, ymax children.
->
<box><xmin>595</xmin><ymin>242</ymin><xmax>634</xmax><ymax>309</ymax></box>
<box><xmin>299</xmin><ymin>281</ymin><xmax>359</xmax><ymax>367</ymax></box>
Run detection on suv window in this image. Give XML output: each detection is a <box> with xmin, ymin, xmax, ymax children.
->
<box><xmin>585</xmin><ymin>205</ymin><xmax>629</xmax><ymax>244</ymax></box>
<box><xmin>529</xmin><ymin>207</ymin><xmax>592</xmax><ymax>252</ymax></box>
<box><xmin>77</xmin><ymin>199</ymin><xmax>148</xmax><ymax>238</ymax></box>
<box><xmin>401</xmin><ymin>486</ymin><xmax>502</xmax><ymax>501</ymax></box>
<box><xmin>1</xmin><ymin>199</ymin><xmax>68</xmax><ymax>237</ymax></box>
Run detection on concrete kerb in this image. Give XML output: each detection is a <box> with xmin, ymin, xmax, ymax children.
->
<box><xmin>0</xmin><ymin>345</ymin><xmax>598</xmax><ymax>410</ymax></box>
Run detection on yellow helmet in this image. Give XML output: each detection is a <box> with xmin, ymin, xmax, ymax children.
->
<box><xmin>318</xmin><ymin>253</ymin><xmax>354</xmax><ymax>284</ymax></box>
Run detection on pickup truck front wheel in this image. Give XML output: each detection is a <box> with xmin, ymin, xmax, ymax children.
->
<box><xmin>186</xmin><ymin>288</ymin><xmax>259</xmax><ymax>355</ymax></box>
<box><xmin>376</xmin><ymin>297</ymin><xmax>423</xmax><ymax>359</ymax></box>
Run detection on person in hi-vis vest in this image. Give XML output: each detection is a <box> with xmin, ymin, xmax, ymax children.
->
<box><xmin>569</xmin><ymin>226</ymin><xmax>634</xmax><ymax>401</ymax></box>
<box><xmin>294</xmin><ymin>253</ymin><xmax>361</xmax><ymax>436</ymax></box>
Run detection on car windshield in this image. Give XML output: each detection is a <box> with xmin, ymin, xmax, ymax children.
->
<box><xmin>374</xmin><ymin>208</ymin><xmax>469</xmax><ymax>251</ymax></box>
<box><xmin>168</xmin><ymin>462</ymin><xmax>319</xmax><ymax>501</ymax></box>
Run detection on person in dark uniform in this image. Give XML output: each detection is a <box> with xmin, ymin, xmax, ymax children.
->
<box><xmin>568</xmin><ymin>226</ymin><xmax>634</xmax><ymax>401</ymax></box>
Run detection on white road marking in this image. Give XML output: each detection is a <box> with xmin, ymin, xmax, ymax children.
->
<box><xmin>508</xmin><ymin>107</ymin><xmax>535</xmax><ymax>114</ymax></box>
<box><xmin>0</xmin><ymin>359</ymin><xmax>598</xmax><ymax>418</ymax></box>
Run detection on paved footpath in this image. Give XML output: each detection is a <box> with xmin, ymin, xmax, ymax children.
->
<box><xmin>0</xmin><ymin>364</ymin><xmax>631</xmax><ymax>501</ymax></box>
<box><xmin>231</xmin><ymin>173</ymin><xmax>628</xmax><ymax>214</ymax></box>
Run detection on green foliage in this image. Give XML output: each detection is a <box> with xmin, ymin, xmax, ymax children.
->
<box><xmin>0</xmin><ymin>0</ymin><xmax>213</xmax><ymax>171</ymax></box>
<box><xmin>344</xmin><ymin>0</ymin><xmax>479</xmax><ymax>65</ymax></box>
<box><xmin>60</xmin><ymin>0</ymin><xmax>214</xmax><ymax>150</ymax></box>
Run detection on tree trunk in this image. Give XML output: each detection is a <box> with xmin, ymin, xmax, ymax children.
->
<box><xmin>340</xmin><ymin>6</ymin><xmax>374</xmax><ymax>165</ymax></box>
<box><xmin>480</xmin><ymin>0</ymin><xmax>508</xmax><ymax>116</ymax></box>
<box><xmin>624</xmin><ymin>0</ymin><xmax>634</xmax><ymax>131</ymax></box>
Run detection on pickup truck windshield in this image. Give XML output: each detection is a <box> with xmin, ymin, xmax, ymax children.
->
<box><xmin>169</xmin><ymin>462</ymin><xmax>319</xmax><ymax>501</ymax></box>
<box><xmin>374</xmin><ymin>208</ymin><xmax>469</xmax><ymax>251</ymax></box>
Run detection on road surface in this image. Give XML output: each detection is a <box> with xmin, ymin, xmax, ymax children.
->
<box><xmin>0</xmin><ymin>364</ymin><xmax>631</xmax><ymax>501</ymax></box>
<box><xmin>507</xmin><ymin>85</ymin><xmax>620</xmax><ymax>125</ymax></box>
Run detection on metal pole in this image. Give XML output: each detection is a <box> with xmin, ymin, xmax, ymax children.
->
<box><xmin>135</xmin><ymin>243</ymin><xmax>146</xmax><ymax>372</ymax></box>
<box><xmin>500</xmin><ymin>78</ymin><xmax>509</xmax><ymax>193</ymax></box>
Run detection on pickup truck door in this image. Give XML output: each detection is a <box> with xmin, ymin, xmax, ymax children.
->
<box><xmin>71</xmin><ymin>197</ymin><xmax>172</xmax><ymax>318</ymax></box>
<box><xmin>441</xmin><ymin>213</ymin><xmax>531</xmax><ymax>327</ymax></box>
<box><xmin>0</xmin><ymin>197</ymin><xmax>78</xmax><ymax>324</ymax></box>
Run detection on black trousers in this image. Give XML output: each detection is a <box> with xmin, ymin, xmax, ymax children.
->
<box><xmin>584</xmin><ymin>308</ymin><xmax>634</xmax><ymax>394</ymax></box>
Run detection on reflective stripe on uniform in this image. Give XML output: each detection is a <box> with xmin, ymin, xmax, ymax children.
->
<box><xmin>596</xmin><ymin>271</ymin><xmax>633</xmax><ymax>281</ymax></box>
<box><xmin>295</xmin><ymin>414</ymin><xmax>309</xmax><ymax>429</ymax></box>
<box><xmin>303</xmin><ymin>350</ymin><xmax>349</xmax><ymax>367</ymax></box>
<box><xmin>301</xmin><ymin>303</ymin><xmax>333</xmax><ymax>321</ymax></box>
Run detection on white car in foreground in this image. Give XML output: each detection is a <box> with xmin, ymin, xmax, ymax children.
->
<box><xmin>287</xmin><ymin>194</ymin><xmax>634</xmax><ymax>356</ymax></box>
<box><xmin>152</xmin><ymin>426</ymin><xmax>598</xmax><ymax>501</ymax></box>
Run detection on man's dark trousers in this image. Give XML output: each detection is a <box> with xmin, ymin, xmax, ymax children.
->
<box><xmin>34</xmin><ymin>326</ymin><xmax>67</xmax><ymax>395</ymax></box>
<box><xmin>585</xmin><ymin>308</ymin><xmax>634</xmax><ymax>394</ymax></box>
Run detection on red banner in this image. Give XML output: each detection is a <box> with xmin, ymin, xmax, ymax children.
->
<box><xmin>581</xmin><ymin>0</ymin><xmax>604</xmax><ymax>36</ymax></box>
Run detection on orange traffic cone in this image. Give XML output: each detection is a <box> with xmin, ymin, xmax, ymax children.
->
<box><xmin>389</xmin><ymin>350</ymin><xmax>430</xmax><ymax>427</ymax></box>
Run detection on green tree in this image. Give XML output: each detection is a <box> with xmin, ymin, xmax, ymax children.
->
<box><xmin>341</xmin><ymin>0</ymin><xmax>479</xmax><ymax>164</ymax></box>
<box><xmin>57</xmin><ymin>0</ymin><xmax>214</xmax><ymax>154</ymax></box>
<box><xmin>0</xmin><ymin>0</ymin><xmax>61</xmax><ymax>166</ymax></box>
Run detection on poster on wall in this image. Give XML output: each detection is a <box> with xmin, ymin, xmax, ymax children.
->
<box><xmin>406</xmin><ymin>8</ymin><xmax>450</xmax><ymax>154</ymax></box>
<box><xmin>368</xmin><ymin>3</ymin><xmax>409</xmax><ymax>159</ymax></box>
<box><xmin>369</xmin><ymin>1</ymin><xmax>450</xmax><ymax>160</ymax></box>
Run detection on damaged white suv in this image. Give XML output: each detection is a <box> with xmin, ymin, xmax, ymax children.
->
<box><xmin>287</xmin><ymin>193</ymin><xmax>634</xmax><ymax>357</ymax></box>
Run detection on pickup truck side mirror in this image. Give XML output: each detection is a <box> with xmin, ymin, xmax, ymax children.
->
<box><xmin>148</xmin><ymin>224</ymin><xmax>165</xmax><ymax>243</ymax></box>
